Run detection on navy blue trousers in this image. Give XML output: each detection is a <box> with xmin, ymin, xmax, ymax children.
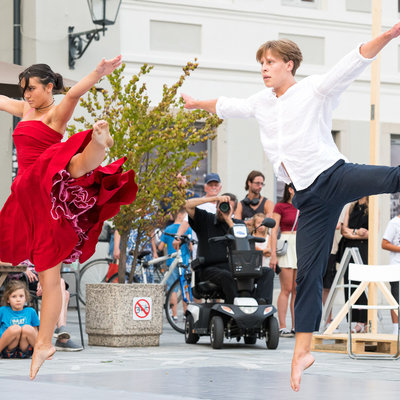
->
<box><xmin>292</xmin><ymin>160</ymin><xmax>400</xmax><ymax>332</ymax></box>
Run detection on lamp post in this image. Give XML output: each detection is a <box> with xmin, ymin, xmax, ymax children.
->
<box><xmin>68</xmin><ymin>0</ymin><xmax>122</xmax><ymax>69</ymax></box>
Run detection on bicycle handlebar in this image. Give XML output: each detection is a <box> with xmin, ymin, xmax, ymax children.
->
<box><xmin>164</xmin><ymin>232</ymin><xmax>197</xmax><ymax>245</ymax></box>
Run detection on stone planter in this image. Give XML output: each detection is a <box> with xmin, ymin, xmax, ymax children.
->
<box><xmin>85</xmin><ymin>283</ymin><xmax>164</xmax><ymax>347</ymax></box>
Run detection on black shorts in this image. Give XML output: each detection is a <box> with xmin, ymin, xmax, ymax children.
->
<box><xmin>323</xmin><ymin>253</ymin><xmax>337</xmax><ymax>289</ymax></box>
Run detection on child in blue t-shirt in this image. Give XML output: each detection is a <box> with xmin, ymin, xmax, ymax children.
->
<box><xmin>0</xmin><ymin>280</ymin><xmax>40</xmax><ymax>359</ymax></box>
<box><xmin>158</xmin><ymin>208</ymin><xmax>192</xmax><ymax>322</ymax></box>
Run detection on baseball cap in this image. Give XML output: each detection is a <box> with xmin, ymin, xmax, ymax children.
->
<box><xmin>204</xmin><ymin>173</ymin><xmax>221</xmax><ymax>184</ymax></box>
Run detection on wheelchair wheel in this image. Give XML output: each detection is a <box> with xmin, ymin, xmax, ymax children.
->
<box><xmin>185</xmin><ymin>314</ymin><xmax>200</xmax><ymax>344</ymax></box>
<box><xmin>265</xmin><ymin>316</ymin><xmax>279</xmax><ymax>349</ymax></box>
<box><xmin>244</xmin><ymin>336</ymin><xmax>257</xmax><ymax>345</ymax></box>
<box><xmin>210</xmin><ymin>315</ymin><xmax>224</xmax><ymax>349</ymax></box>
<box><xmin>165</xmin><ymin>278</ymin><xmax>189</xmax><ymax>334</ymax></box>
<box><xmin>106</xmin><ymin>272</ymin><xmax>139</xmax><ymax>284</ymax></box>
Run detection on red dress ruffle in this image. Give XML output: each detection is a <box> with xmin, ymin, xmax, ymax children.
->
<box><xmin>0</xmin><ymin>120</ymin><xmax>137</xmax><ymax>271</ymax></box>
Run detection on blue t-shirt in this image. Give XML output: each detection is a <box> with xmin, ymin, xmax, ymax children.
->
<box><xmin>0</xmin><ymin>306</ymin><xmax>40</xmax><ymax>337</ymax></box>
<box><xmin>160</xmin><ymin>223</ymin><xmax>192</xmax><ymax>266</ymax></box>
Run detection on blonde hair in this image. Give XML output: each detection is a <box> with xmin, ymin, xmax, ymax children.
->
<box><xmin>256</xmin><ymin>39</ymin><xmax>303</xmax><ymax>76</ymax></box>
<box><xmin>1</xmin><ymin>280</ymin><xmax>30</xmax><ymax>306</ymax></box>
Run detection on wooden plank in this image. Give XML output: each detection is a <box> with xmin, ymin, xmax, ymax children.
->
<box><xmin>312</xmin><ymin>333</ymin><xmax>398</xmax><ymax>355</ymax></box>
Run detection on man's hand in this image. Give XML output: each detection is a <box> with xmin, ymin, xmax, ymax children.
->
<box><xmin>172</xmin><ymin>239</ymin><xmax>181</xmax><ymax>250</ymax></box>
<box><xmin>389</xmin><ymin>22</ymin><xmax>400</xmax><ymax>39</ymax></box>
<box><xmin>181</xmin><ymin>93</ymin><xmax>198</xmax><ymax>110</ymax></box>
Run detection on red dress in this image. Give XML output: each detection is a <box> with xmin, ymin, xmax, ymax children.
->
<box><xmin>0</xmin><ymin>120</ymin><xmax>137</xmax><ymax>271</ymax></box>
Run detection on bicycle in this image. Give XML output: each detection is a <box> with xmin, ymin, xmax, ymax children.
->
<box><xmin>160</xmin><ymin>233</ymin><xmax>194</xmax><ymax>334</ymax></box>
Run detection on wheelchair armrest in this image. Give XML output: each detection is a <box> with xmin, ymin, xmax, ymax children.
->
<box><xmin>191</xmin><ymin>257</ymin><xmax>205</xmax><ymax>271</ymax></box>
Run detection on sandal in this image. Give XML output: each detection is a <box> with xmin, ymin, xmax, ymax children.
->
<box><xmin>351</xmin><ymin>323</ymin><xmax>365</xmax><ymax>333</ymax></box>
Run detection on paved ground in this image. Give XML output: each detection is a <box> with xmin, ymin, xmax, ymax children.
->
<box><xmin>0</xmin><ymin>299</ymin><xmax>399</xmax><ymax>400</ymax></box>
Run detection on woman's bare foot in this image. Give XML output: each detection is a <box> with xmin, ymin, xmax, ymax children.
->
<box><xmin>290</xmin><ymin>351</ymin><xmax>315</xmax><ymax>392</ymax></box>
<box><xmin>92</xmin><ymin>120</ymin><xmax>113</xmax><ymax>148</ymax></box>
<box><xmin>30</xmin><ymin>345</ymin><xmax>56</xmax><ymax>380</ymax></box>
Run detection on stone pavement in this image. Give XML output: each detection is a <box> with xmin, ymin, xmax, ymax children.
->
<box><xmin>0</xmin><ymin>305</ymin><xmax>399</xmax><ymax>400</ymax></box>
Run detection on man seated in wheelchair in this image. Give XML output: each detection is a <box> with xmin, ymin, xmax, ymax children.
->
<box><xmin>185</xmin><ymin>192</ymin><xmax>274</xmax><ymax>304</ymax></box>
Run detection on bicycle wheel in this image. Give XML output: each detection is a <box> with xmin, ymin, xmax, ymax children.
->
<box><xmin>106</xmin><ymin>272</ymin><xmax>139</xmax><ymax>283</ymax></box>
<box><xmin>165</xmin><ymin>278</ymin><xmax>190</xmax><ymax>334</ymax></box>
<box><xmin>152</xmin><ymin>263</ymin><xmax>166</xmax><ymax>284</ymax></box>
<box><xmin>79</xmin><ymin>258</ymin><xmax>111</xmax><ymax>305</ymax></box>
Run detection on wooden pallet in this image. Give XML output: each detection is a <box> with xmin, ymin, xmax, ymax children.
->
<box><xmin>312</xmin><ymin>333</ymin><xmax>399</xmax><ymax>355</ymax></box>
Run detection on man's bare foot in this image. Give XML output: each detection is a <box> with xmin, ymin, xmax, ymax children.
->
<box><xmin>290</xmin><ymin>351</ymin><xmax>315</xmax><ymax>392</ymax></box>
<box><xmin>30</xmin><ymin>345</ymin><xmax>56</xmax><ymax>380</ymax></box>
<box><xmin>92</xmin><ymin>120</ymin><xmax>114</xmax><ymax>148</ymax></box>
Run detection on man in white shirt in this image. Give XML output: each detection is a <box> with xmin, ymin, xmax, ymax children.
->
<box><xmin>181</xmin><ymin>22</ymin><xmax>400</xmax><ymax>392</ymax></box>
<box><xmin>381</xmin><ymin>215</ymin><xmax>400</xmax><ymax>335</ymax></box>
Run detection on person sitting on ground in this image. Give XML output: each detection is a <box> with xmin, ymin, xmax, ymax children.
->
<box><xmin>0</xmin><ymin>280</ymin><xmax>39</xmax><ymax>359</ymax></box>
<box><xmin>158</xmin><ymin>207</ymin><xmax>193</xmax><ymax>322</ymax></box>
<box><xmin>185</xmin><ymin>193</ymin><xmax>274</xmax><ymax>304</ymax></box>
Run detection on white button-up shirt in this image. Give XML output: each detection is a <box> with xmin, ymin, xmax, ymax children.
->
<box><xmin>216</xmin><ymin>46</ymin><xmax>375</xmax><ymax>191</ymax></box>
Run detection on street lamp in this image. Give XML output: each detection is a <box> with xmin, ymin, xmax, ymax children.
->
<box><xmin>68</xmin><ymin>0</ymin><xmax>122</xmax><ymax>69</ymax></box>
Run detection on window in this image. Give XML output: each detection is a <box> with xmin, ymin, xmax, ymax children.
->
<box><xmin>281</xmin><ymin>0</ymin><xmax>319</xmax><ymax>8</ymax></box>
<box><xmin>346</xmin><ymin>0</ymin><xmax>371</xmax><ymax>13</ymax></box>
<box><xmin>150</xmin><ymin>20</ymin><xmax>201</xmax><ymax>54</ymax></box>
<box><xmin>279</xmin><ymin>33</ymin><xmax>325</xmax><ymax>65</ymax></box>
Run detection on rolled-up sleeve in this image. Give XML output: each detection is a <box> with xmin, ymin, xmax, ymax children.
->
<box><xmin>216</xmin><ymin>96</ymin><xmax>255</xmax><ymax>119</ymax></box>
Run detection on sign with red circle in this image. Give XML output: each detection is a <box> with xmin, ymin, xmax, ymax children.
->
<box><xmin>133</xmin><ymin>297</ymin><xmax>152</xmax><ymax>320</ymax></box>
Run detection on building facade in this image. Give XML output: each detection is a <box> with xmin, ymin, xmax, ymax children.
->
<box><xmin>0</xmin><ymin>0</ymin><xmax>399</xmax><ymax>261</ymax></box>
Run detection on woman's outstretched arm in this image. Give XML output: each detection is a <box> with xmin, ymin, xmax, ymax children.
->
<box><xmin>0</xmin><ymin>95</ymin><xmax>25</xmax><ymax>118</ymax></box>
<box><xmin>51</xmin><ymin>55</ymin><xmax>122</xmax><ymax>132</ymax></box>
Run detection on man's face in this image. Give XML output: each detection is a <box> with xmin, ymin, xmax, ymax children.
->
<box><xmin>204</xmin><ymin>181</ymin><xmax>222</xmax><ymax>197</ymax></box>
<box><xmin>249</xmin><ymin>176</ymin><xmax>265</xmax><ymax>196</ymax></box>
<box><xmin>260</xmin><ymin>50</ymin><xmax>293</xmax><ymax>90</ymax></box>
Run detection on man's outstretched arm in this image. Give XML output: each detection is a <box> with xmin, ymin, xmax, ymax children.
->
<box><xmin>360</xmin><ymin>22</ymin><xmax>400</xmax><ymax>58</ymax></box>
<box><xmin>181</xmin><ymin>93</ymin><xmax>217</xmax><ymax>113</ymax></box>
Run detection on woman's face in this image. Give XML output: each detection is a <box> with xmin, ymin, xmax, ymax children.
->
<box><xmin>21</xmin><ymin>77</ymin><xmax>52</xmax><ymax>109</ymax></box>
<box><xmin>8</xmin><ymin>288</ymin><xmax>26</xmax><ymax>311</ymax></box>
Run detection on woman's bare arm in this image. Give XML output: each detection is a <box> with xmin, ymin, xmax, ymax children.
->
<box><xmin>0</xmin><ymin>95</ymin><xmax>25</xmax><ymax>118</ymax></box>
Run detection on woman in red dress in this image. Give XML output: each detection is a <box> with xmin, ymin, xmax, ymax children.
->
<box><xmin>0</xmin><ymin>56</ymin><xmax>137</xmax><ymax>379</ymax></box>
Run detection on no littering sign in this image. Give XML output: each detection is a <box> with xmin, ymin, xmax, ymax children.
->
<box><xmin>133</xmin><ymin>297</ymin><xmax>152</xmax><ymax>321</ymax></box>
